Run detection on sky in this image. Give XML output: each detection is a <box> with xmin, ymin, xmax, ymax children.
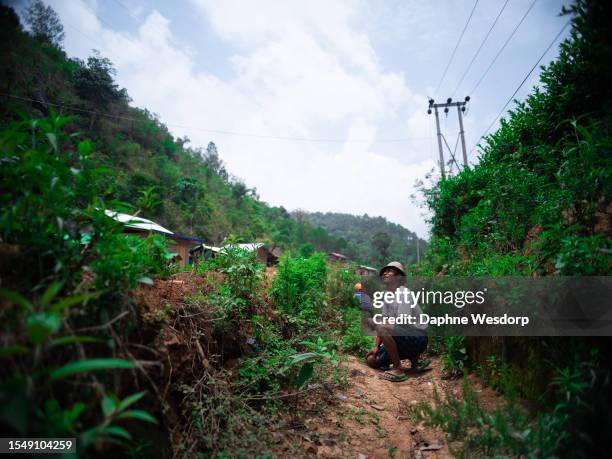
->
<box><xmin>14</xmin><ymin>0</ymin><xmax>571</xmax><ymax>238</ymax></box>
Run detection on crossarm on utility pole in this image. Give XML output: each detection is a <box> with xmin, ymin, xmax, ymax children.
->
<box><xmin>427</xmin><ymin>97</ymin><xmax>470</xmax><ymax>177</ymax></box>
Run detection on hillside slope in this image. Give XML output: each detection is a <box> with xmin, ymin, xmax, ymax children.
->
<box><xmin>0</xmin><ymin>5</ymin><xmax>421</xmax><ymax>261</ymax></box>
<box><xmin>306</xmin><ymin>211</ymin><xmax>427</xmax><ymax>267</ymax></box>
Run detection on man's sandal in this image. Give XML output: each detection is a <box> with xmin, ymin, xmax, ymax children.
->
<box><xmin>379</xmin><ymin>371</ymin><xmax>408</xmax><ymax>382</ymax></box>
<box><xmin>417</xmin><ymin>358</ymin><xmax>432</xmax><ymax>372</ymax></box>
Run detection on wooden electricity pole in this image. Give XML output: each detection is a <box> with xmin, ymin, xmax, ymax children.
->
<box><xmin>427</xmin><ymin>96</ymin><xmax>471</xmax><ymax>178</ymax></box>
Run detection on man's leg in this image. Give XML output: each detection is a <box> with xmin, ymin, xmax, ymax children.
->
<box><xmin>366</xmin><ymin>354</ymin><xmax>380</xmax><ymax>368</ymax></box>
<box><xmin>379</xmin><ymin>335</ymin><xmax>405</xmax><ymax>376</ymax></box>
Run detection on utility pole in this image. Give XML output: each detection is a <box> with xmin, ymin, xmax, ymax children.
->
<box><xmin>433</xmin><ymin>105</ymin><xmax>445</xmax><ymax>178</ymax></box>
<box><xmin>457</xmin><ymin>103</ymin><xmax>468</xmax><ymax>167</ymax></box>
<box><xmin>427</xmin><ymin>96</ymin><xmax>471</xmax><ymax>177</ymax></box>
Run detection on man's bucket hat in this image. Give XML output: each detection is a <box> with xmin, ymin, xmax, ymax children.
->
<box><xmin>379</xmin><ymin>261</ymin><xmax>406</xmax><ymax>277</ymax></box>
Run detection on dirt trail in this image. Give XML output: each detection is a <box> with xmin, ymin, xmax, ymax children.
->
<box><xmin>277</xmin><ymin>355</ymin><xmax>504</xmax><ymax>458</ymax></box>
<box><xmin>283</xmin><ymin>356</ymin><xmax>455</xmax><ymax>458</ymax></box>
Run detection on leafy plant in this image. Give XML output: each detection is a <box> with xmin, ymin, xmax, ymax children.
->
<box><xmin>81</xmin><ymin>392</ymin><xmax>157</xmax><ymax>449</ymax></box>
<box><xmin>440</xmin><ymin>336</ymin><xmax>468</xmax><ymax>378</ymax></box>
<box><xmin>271</xmin><ymin>252</ymin><xmax>328</xmax><ymax>330</ymax></box>
<box><xmin>0</xmin><ymin>114</ymin><xmax>164</xmax><ymax>454</ymax></box>
<box><xmin>340</xmin><ymin>307</ymin><xmax>373</xmax><ymax>356</ymax></box>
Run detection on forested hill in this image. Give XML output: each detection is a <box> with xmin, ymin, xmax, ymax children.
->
<box><xmin>0</xmin><ymin>5</ymin><xmax>422</xmax><ymax>266</ymax></box>
<box><xmin>305</xmin><ymin>211</ymin><xmax>427</xmax><ymax>267</ymax></box>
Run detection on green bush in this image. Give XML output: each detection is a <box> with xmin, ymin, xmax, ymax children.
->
<box><xmin>340</xmin><ymin>307</ymin><xmax>374</xmax><ymax>356</ymax></box>
<box><xmin>0</xmin><ymin>114</ymin><xmax>161</xmax><ymax>453</ymax></box>
<box><xmin>440</xmin><ymin>336</ymin><xmax>468</xmax><ymax>378</ymax></box>
<box><xmin>416</xmin><ymin>352</ymin><xmax>609</xmax><ymax>458</ymax></box>
<box><xmin>270</xmin><ymin>252</ymin><xmax>328</xmax><ymax>328</ymax></box>
<box><xmin>416</xmin><ymin>0</ymin><xmax>611</xmax><ymax>278</ymax></box>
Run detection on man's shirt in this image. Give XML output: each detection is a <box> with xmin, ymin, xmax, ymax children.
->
<box><xmin>382</xmin><ymin>285</ymin><xmax>428</xmax><ymax>334</ymax></box>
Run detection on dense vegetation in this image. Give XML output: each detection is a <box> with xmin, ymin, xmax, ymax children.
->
<box><xmin>0</xmin><ymin>111</ymin><xmax>367</xmax><ymax>452</ymax></box>
<box><xmin>0</xmin><ymin>3</ymin><xmax>372</xmax><ymax>456</ymax></box>
<box><xmin>413</xmin><ymin>1</ymin><xmax>611</xmax><ymax>456</ymax></box>
<box><xmin>415</xmin><ymin>1</ymin><xmax>610</xmax><ymax>279</ymax></box>
<box><xmin>0</xmin><ymin>102</ymin><xmax>371</xmax><ymax>457</ymax></box>
<box><xmin>305</xmin><ymin>211</ymin><xmax>426</xmax><ymax>267</ymax></box>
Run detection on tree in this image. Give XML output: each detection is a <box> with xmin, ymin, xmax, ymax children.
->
<box><xmin>74</xmin><ymin>51</ymin><xmax>129</xmax><ymax>108</ymax></box>
<box><xmin>203</xmin><ymin>142</ymin><xmax>228</xmax><ymax>180</ymax></box>
<box><xmin>231</xmin><ymin>180</ymin><xmax>250</xmax><ymax>201</ymax></box>
<box><xmin>371</xmin><ymin>231</ymin><xmax>391</xmax><ymax>264</ymax></box>
<box><xmin>24</xmin><ymin>0</ymin><xmax>64</xmax><ymax>47</ymax></box>
<box><xmin>299</xmin><ymin>243</ymin><xmax>315</xmax><ymax>258</ymax></box>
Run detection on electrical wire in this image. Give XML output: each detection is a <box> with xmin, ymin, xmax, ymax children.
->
<box><xmin>451</xmin><ymin>0</ymin><xmax>510</xmax><ymax>98</ymax></box>
<box><xmin>1</xmin><ymin>93</ymin><xmax>430</xmax><ymax>144</ymax></box>
<box><xmin>468</xmin><ymin>19</ymin><xmax>571</xmax><ymax>155</ymax></box>
<box><xmin>435</xmin><ymin>0</ymin><xmax>479</xmax><ymax>95</ymax></box>
<box><xmin>468</xmin><ymin>0</ymin><xmax>537</xmax><ymax>96</ymax></box>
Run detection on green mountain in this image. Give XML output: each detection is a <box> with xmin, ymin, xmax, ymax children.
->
<box><xmin>305</xmin><ymin>211</ymin><xmax>427</xmax><ymax>268</ymax></box>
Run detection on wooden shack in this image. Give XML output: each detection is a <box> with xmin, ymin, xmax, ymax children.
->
<box><xmin>235</xmin><ymin>243</ymin><xmax>279</xmax><ymax>266</ymax></box>
<box><xmin>190</xmin><ymin>242</ymin><xmax>281</xmax><ymax>266</ymax></box>
<box><xmin>327</xmin><ymin>252</ymin><xmax>348</xmax><ymax>264</ymax></box>
<box><xmin>356</xmin><ymin>265</ymin><xmax>377</xmax><ymax>276</ymax></box>
<box><xmin>105</xmin><ymin>210</ymin><xmax>202</xmax><ymax>267</ymax></box>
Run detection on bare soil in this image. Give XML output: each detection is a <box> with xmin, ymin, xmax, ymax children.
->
<box><xmin>274</xmin><ymin>355</ymin><xmax>503</xmax><ymax>459</ymax></box>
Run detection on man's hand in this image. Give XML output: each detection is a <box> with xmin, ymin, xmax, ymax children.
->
<box><xmin>366</xmin><ymin>346</ymin><xmax>379</xmax><ymax>357</ymax></box>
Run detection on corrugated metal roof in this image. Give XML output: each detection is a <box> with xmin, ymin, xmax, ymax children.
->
<box><xmin>236</xmin><ymin>242</ymin><xmax>264</xmax><ymax>252</ymax></box>
<box><xmin>105</xmin><ymin>210</ymin><xmax>173</xmax><ymax>235</ymax></box>
<box><xmin>201</xmin><ymin>244</ymin><xmax>221</xmax><ymax>252</ymax></box>
<box><xmin>358</xmin><ymin>265</ymin><xmax>377</xmax><ymax>271</ymax></box>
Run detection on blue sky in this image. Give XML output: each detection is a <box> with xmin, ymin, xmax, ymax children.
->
<box><xmin>16</xmin><ymin>0</ymin><xmax>571</xmax><ymax>238</ymax></box>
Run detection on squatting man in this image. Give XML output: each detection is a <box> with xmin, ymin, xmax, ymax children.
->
<box><xmin>360</xmin><ymin>261</ymin><xmax>429</xmax><ymax>382</ymax></box>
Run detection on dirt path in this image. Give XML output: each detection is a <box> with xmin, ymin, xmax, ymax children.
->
<box><xmin>275</xmin><ymin>355</ymin><xmax>507</xmax><ymax>458</ymax></box>
<box><xmin>297</xmin><ymin>356</ymin><xmax>454</xmax><ymax>458</ymax></box>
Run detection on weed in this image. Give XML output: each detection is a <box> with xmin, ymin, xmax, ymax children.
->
<box><xmin>440</xmin><ymin>336</ymin><xmax>468</xmax><ymax>378</ymax></box>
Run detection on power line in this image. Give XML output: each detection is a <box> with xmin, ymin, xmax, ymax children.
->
<box><xmin>1</xmin><ymin>93</ymin><xmax>430</xmax><ymax>144</ymax></box>
<box><xmin>468</xmin><ymin>0</ymin><xmax>537</xmax><ymax>96</ymax></box>
<box><xmin>451</xmin><ymin>0</ymin><xmax>510</xmax><ymax>98</ymax></box>
<box><xmin>469</xmin><ymin>19</ymin><xmax>571</xmax><ymax>156</ymax></box>
<box><xmin>435</xmin><ymin>0</ymin><xmax>479</xmax><ymax>95</ymax></box>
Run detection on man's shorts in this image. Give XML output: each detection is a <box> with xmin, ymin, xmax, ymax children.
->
<box><xmin>376</xmin><ymin>335</ymin><xmax>428</xmax><ymax>368</ymax></box>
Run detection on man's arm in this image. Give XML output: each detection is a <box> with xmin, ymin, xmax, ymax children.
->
<box><xmin>367</xmin><ymin>335</ymin><xmax>382</xmax><ymax>357</ymax></box>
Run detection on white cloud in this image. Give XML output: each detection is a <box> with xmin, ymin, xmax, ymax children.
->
<box><xmin>50</xmin><ymin>0</ymin><xmax>437</xmax><ymax>238</ymax></box>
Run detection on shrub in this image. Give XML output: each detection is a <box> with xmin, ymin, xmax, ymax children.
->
<box><xmin>340</xmin><ymin>307</ymin><xmax>374</xmax><ymax>356</ymax></box>
<box><xmin>0</xmin><ymin>114</ymin><xmax>160</xmax><ymax>453</ymax></box>
<box><xmin>270</xmin><ymin>252</ymin><xmax>328</xmax><ymax>328</ymax></box>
